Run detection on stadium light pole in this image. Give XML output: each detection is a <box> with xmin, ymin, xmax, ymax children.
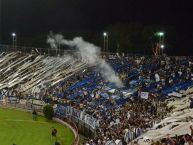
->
<box><xmin>11</xmin><ymin>33</ymin><xmax>16</xmax><ymax>49</ymax></box>
<box><xmin>103</xmin><ymin>32</ymin><xmax>108</xmax><ymax>53</ymax></box>
<box><xmin>158</xmin><ymin>32</ymin><xmax>164</xmax><ymax>37</ymax></box>
<box><xmin>157</xmin><ymin>32</ymin><xmax>164</xmax><ymax>56</ymax></box>
<box><xmin>103</xmin><ymin>32</ymin><xmax>107</xmax><ymax>52</ymax></box>
<box><xmin>161</xmin><ymin>44</ymin><xmax>164</xmax><ymax>56</ymax></box>
<box><xmin>106</xmin><ymin>33</ymin><xmax>109</xmax><ymax>53</ymax></box>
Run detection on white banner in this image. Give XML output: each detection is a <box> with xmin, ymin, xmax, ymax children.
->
<box><xmin>141</xmin><ymin>92</ymin><xmax>149</xmax><ymax>99</ymax></box>
<box><xmin>56</xmin><ymin>105</ymin><xmax>99</xmax><ymax>129</ymax></box>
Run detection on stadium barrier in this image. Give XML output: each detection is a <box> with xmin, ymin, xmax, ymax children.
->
<box><xmin>55</xmin><ymin>105</ymin><xmax>98</xmax><ymax>138</ymax></box>
<box><xmin>0</xmin><ymin>44</ymin><xmax>79</xmax><ymax>56</ymax></box>
<box><xmin>56</xmin><ymin>105</ymin><xmax>99</xmax><ymax>128</ymax></box>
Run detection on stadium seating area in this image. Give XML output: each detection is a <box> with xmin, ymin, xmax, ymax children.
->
<box><xmin>48</xmin><ymin>55</ymin><xmax>193</xmax><ymax>144</ymax></box>
<box><xmin>0</xmin><ymin>51</ymin><xmax>193</xmax><ymax>145</ymax></box>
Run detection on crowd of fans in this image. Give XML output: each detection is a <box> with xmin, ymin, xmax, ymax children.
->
<box><xmin>1</xmin><ymin>53</ymin><xmax>193</xmax><ymax>145</ymax></box>
<box><xmin>42</xmin><ymin>55</ymin><xmax>193</xmax><ymax>144</ymax></box>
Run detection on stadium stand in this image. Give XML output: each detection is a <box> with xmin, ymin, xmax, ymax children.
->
<box><xmin>0</xmin><ymin>49</ymin><xmax>193</xmax><ymax>145</ymax></box>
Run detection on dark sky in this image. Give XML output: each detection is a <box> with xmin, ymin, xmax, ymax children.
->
<box><xmin>1</xmin><ymin>0</ymin><xmax>193</xmax><ymax>54</ymax></box>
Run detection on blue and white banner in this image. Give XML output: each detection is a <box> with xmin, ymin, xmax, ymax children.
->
<box><xmin>56</xmin><ymin>105</ymin><xmax>99</xmax><ymax>129</ymax></box>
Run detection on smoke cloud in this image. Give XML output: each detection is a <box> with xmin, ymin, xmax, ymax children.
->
<box><xmin>47</xmin><ymin>33</ymin><xmax>123</xmax><ymax>87</ymax></box>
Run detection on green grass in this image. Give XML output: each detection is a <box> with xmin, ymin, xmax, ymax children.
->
<box><xmin>0</xmin><ymin>108</ymin><xmax>74</xmax><ymax>145</ymax></box>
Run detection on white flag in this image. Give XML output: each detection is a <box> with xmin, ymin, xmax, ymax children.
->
<box><xmin>141</xmin><ymin>92</ymin><xmax>149</xmax><ymax>99</ymax></box>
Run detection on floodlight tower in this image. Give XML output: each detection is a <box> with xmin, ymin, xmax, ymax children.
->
<box><xmin>156</xmin><ymin>32</ymin><xmax>165</xmax><ymax>56</ymax></box>
<box><xmin>158</xmin><ymin>32</ymin><xmax>164</xmax><ymax>43</ymax></box>
<box><xmin>11</xmin><ymin>33</ymin><xmax>17</xmax><ymax>48</ymax></box>
<box><xmin>160</xmin><ymin>44</ymin><xmax>165</xmax><ymax>56</ymax></box>
<box><xmin>103</xmin><ymin>32</ymin><xmax>109</xmax><ymax>53</ymax></box>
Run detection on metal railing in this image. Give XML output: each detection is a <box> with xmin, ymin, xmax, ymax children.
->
<box><xmin>0</xmin><ymin>44</ymin><xmax>78</xmax><ymax>56</ymax></box>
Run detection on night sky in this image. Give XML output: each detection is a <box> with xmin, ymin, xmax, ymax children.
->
<box><xmin>1</xmin><ymin>0</ymin><xmax>193</xmax><ymax>54</ymax></box>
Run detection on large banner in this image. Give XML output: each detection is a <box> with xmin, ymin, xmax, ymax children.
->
<box><xmin>56</xmin><ymin>105</ymin><xmax>99</xmax><ymax>129</ymax></box>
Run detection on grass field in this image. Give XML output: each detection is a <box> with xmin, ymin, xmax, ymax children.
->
<box><xmin>0</xmin><ymin>107</ymin><xmax>74</xmax><ymax>145</ymax></box>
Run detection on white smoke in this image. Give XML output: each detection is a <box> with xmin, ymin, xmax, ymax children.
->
<box><xmin>47</xmin><ymin>37</ymin><xmax>57</xmax><ymax>49</ymax></box>
<box><xmin>98</xmin><ymin>59</ymin><xmax>123</xmax><ymax>87</ymax></box>
<box><xmin>47</xmin><ymin>33</ymin><xmax>123</xmax><ymax>87</ymax></box>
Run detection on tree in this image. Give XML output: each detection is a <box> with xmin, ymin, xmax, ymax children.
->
<box><xmin>43</xmin><ymin>105</ymin><xmax>54</xmax><ymax>120</ymax></box>
<box><xmin>105</xmin><ymin>23</ymin><xmax>177</xmax><ymax>55</ymax></box>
